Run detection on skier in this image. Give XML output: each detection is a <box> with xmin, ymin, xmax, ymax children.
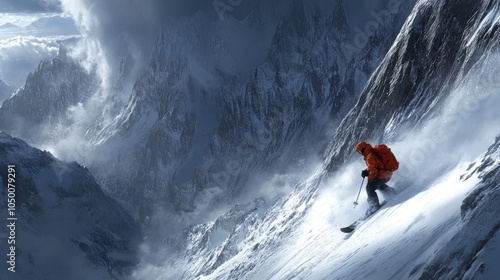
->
<box><xmin>355</xmin><ymin>141</ymin><xmax>397</xmax><ymax>215</ymax></box>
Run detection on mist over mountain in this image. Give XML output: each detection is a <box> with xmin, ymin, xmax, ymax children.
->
<box><xmin>0</xmin><ymin>78</ymin><xmax>12</xmax><ymax>102</ymax></box>
<box><xmin>0</xmin><ymin>0</ymin><xmax>499</xmax><ymax>279</ymax></box>
<box><xmin>0</xmin><ymin>46</ymin><xmax>99</xmax><ymax>146</ymax></box>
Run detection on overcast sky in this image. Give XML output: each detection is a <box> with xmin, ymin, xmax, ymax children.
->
<box><xmin>0</xmin><ymin>1</ymin><xmax>70</xmax><ymax>90</ymax></box>
<box><xmin>1</xmin><ymin>0</ymin><xmax>214</xmax><ymax>69</ymax></box>
<box><xmin>0</xmin><ymin>0</ymin><xmax>62</xmax><ymax>13</ymax></box>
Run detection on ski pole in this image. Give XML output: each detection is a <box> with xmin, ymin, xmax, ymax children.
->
<box><xmin>353</xmin><ymin>177</ymin><xmax>365</xmax><ymax>208</ymax></box>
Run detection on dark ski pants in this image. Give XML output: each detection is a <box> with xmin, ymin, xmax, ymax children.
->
<box><xmin>366</xmin><ymin>178</ymin><xmax>392</xmax><ymax>207</ymax></box>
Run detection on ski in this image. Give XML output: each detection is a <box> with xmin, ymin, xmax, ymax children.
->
<box><xmin>340</xmin><ymin>201</ymin><xmax>387</xmax><ymax>233</ymax></box>
<box><xmin>340</xmin><ymin>221</ymin><xmax>359</xmax><ymax>233</ymax></box>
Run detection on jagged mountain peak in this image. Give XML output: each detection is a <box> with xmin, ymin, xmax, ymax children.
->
<box><xmin>0</xmin><ymin>47</ymin><xmax>99</xmax><ymax>145</ymax></box>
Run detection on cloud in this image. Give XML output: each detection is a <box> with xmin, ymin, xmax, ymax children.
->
<box><xmin>0</xmin><ymin>0</ymin><xmax>62</xmax><ymax>13</ymax></box>
<box><xmin>59</xmin><ymin>0</ymin><xmax>212</xmax><ymax>91</ymax></box>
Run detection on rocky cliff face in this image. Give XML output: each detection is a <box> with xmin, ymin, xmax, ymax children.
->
<box><xmin>326</xmin><ymin>0</ymin><xmax>500</xmax><ymax>169</ymax></box>
<box><xmin>86</xmin><ymin>0</ymin><xmax>415</xmax><ymax>221</ymax></box>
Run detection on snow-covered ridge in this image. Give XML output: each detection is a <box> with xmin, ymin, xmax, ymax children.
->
<box><xmin>0</xmin><ymin>132</ymin><xmax>140</xmax><ymax>280</ymax></box>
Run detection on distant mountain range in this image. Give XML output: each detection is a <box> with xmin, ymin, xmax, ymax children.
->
<box><xmin>0</xmin><ymin>15</ymin><xmax>79</xmax><ymax>37</ymax></box>
<box><xmin>0</xmin><ymin>22</ymin><xmax>19</xmax><ymax>29</ymax></box>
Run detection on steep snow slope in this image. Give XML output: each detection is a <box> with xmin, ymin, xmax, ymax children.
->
<box><xmin>131</xmin><ymin>0</ymin><xmax>500</xmax><ymax>279</ymax></box>
<box><xmin>0</xmin><ymin>132</ymin><xmax>140</xmax><ymax>280</ymax></box>
<box><xmin>197</xmin><ymin>137</ymin><xmax>499</xmax><ymax>280</ymax></box>
<box><xmin>420</xmin><ymin>136</ymin><xmax>500</xmax><ymax>279</ymax></box>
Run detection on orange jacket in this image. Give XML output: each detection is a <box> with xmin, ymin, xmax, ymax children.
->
<box><xmin>361</xmin><ymin>144</ymin><xmax>393</xmax><ymax>181</ymax></box>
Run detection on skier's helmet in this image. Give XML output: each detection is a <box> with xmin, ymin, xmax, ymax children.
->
<box><xmin>355</xmin><ymin>141</ymin><xmax>370</xmax><ymax>155</ymax></box>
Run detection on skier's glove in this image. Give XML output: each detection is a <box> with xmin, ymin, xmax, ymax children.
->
<box><xmin>361</xmin><ymin>169</ymin><xmax>369</xmax><ymax>178</ymax></box>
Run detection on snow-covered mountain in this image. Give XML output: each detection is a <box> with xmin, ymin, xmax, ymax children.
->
<box><xmin>0</xmin><ymin>132</ymin><xmax>140</xmax><ymax>280</ymax></box>
<box><xmin>0</xmin><ymin>23</ymin><xmax>18</xmax><ymax>29</ymax></box>
<box><xmin>0</xmin><ymin>14</ymin><xmax>81</xmax><ymax>90</ymax></box>
<box><xmin>130</xmin><ymin>0</ymin><xmax>500</xmax><ymax>279</ymax></box>
<box><xmin>1</xmin><ymin>0</ymin><xmax>499</xmax><ymax>279</ymax></box>
<box><xmin>86</xmin><ymin>0</ymin><xmax>416</xmax><ymax>224</ymax></box>
<box><xmin>85</xmin><ymin>1</ymin><xmax>290</xmax><ymax>215</ymax></box>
